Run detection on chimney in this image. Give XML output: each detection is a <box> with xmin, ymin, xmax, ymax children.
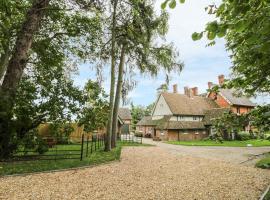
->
<box><xmin>192</xmin><ymin>87</ymin><xmax>198</xmax><ymax>96</ymax></box>
<box><xmin>173</xmin><ymin>84</ymin><xmax>178</xmax><ymax>93</ymax></box>
<box><xmin>218</xmin><ymin>74</ymin><xmax>225</xmax><ymax>86</ymax></box>
<box><xmin>208</xmin><ymin>82</ymin><xmax>213</xmax><ymax>89</ymax></box>
<box><xmin>184</xmin><ymin>86</ymin><xmax>189</xmax><ymax>96</ymax></box>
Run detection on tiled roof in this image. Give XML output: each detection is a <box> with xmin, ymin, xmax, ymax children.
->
<box><xmin>161</xmin><ymin>92</ymin><xmax>219</xmax><ymax>115</ymax></box>
<box><xmin>219</xmin><ymin>89</ymin><xmax>256</xmax><ymax>107</ymax></box>
<box><xmin>136</xmin><ymin>116</ymin><xmax>168</xmax><ymax>126</ymax></box>
<box><xmin>203</xmin><ymin>108</ymin><xmax>230</xmax><ymax>125</ymax></box>
<box><xmin>156</xmin><ymin>116</ymin><xmax>205</xmax><ymax>130</ymax></box>
<box><xmin>118</xmin><ymin>108</ymin><xmax>132</xmax><ymax>120</ymax></box>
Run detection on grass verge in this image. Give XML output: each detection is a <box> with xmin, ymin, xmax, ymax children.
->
<box><xmin>256</xmin><ymin>153</ymin><xmax>270</xmax><ymax>169</ymax></box>
<box><xmin>0</xmin><ymin>141</ymin><xmax>151</xmax><ymax>176</ymax></box>
<box><xmin>165</xmin><ymin>139</ymin><xmax>270</xmax><ymax>147</ymax></box>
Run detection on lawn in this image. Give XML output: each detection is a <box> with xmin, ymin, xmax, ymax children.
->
<box><xmin>0</xmin><ymin>141</ymin><xmax>152</xmax><ymax>176</ymax></box>
<box><xmin>256</xmin><ymin>153</ymin><xmax>270</xmax><ymax>169</ymax></box>
<box><xmin>166</xmin><ymin>139</ymin><xmax>270</xmax><ymax>147</ymax></box>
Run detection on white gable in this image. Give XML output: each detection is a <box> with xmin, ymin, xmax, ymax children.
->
<box><xmin>152</xmin><ymin>94</ymin><xmax>172</xmax><ymax>117</ymax></box>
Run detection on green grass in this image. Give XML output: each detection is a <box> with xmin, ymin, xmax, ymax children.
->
<box><xmin>166</xmin><ymin>139</ymin><xmax>270</xmax><ymax>147</ymax></box>
<box><xmin>256</xmin><ymin>153</ymin><xmax>270</xmax><ymax>169</ymax></box>
<box><xmin>0</xmin><ymin>141</ymin><xmax>150</xmax><ymax>176</ymax></box>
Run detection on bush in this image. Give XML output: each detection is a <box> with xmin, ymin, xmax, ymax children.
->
<box><xmin>236</xmin><ymin>131</ymin><xmax>251</xmax><ymax>141</ymax></box>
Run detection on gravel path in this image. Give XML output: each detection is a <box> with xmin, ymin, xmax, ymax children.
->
<box><xmin>1</xmin><ymin>146</ymin><xmax>269</xmax><ymax>200</ymax></box>
<box><xmin>143</xmin><ymin>138</ymin><xmax>270</xmax><ymax>166</ymax></box>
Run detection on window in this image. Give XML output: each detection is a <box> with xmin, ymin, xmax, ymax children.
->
<box><xmin>236</xmin><ymin>107</ymin><xmax>240</xmax><ymax>114</ymax></box>
<box><xmin>193</xmin><ymin>116</ymin><xmax>197</xmax><ymax>121</ymax></box>
<box><xmin>177</xmin><ymin>116</ymin><xmax>184</xmax><ymax>121</ymax></box>
<box><xmin>160</xmin><ymin>129</ymin><xmax>164</xmax><ymax>136</ymax></box>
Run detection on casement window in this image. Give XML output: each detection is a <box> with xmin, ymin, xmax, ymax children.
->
<box><xmin>177</xmin><ymin>116</ymin><xmax>184</xmax><ymax>121</ymax></box>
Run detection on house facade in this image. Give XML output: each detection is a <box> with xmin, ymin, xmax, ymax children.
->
<box><xmin>136</xmin><ymin>75</ymin><xmax>256</xmax><ymax>141</ymax></box>
<box><xmin>118</xmin><ymin>108</ymin><xmax>132</xmax><ymax>134</ymax></box>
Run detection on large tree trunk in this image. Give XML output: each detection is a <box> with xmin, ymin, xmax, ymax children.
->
<box><xmin>0</xmin><ymin>0</ymin><xmax>50</xmax><ymax>159</ymax></box>
<box><xmin>105</xmin><ymin>0</ymin><xmax>118</xmax><ymax>152</ymax></box>
<box><xmin>111</xmin><ymin>45</ymin><xmax>125</xmax><ymax>148</ymax></box>
<box><xmin>1</xmin><ymin>0</ymin><xmax>50</xmax><ymax>94</ymax></box>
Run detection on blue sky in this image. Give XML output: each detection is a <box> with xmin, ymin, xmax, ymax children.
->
<box><xmin>73</xmin><ymin>0</ymin><xmax>269</xmax><ymax>106</ymax></box>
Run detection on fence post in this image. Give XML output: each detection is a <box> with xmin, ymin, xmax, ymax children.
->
<box><xmin>95</xmin><ymin>135</ymin><xmax>97</xmax><ymax>151</ymax></box>
<box><xmin>97</xmin><ymin>134</ymin><xmax>100</xmax><ymax>149</ymax></box>
<box><xmin>80</xmin><ymin>133</ymin><xmax>84</xmax><ymax>161</ymax></box>
<box><xmin>90</xmin><ymin>134</ymin><xmax>93</xmax><ymax>154</ymax></box>
<box><xmin>86</xmin><ymin>135</ymin><xmax>89</xmax><ymax>157</ymax></box>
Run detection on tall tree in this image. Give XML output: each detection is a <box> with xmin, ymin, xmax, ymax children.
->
<box><xmin>105</xmin><ymin>0</ymin><xmax>118</xmax><ymax>151</ymax></box>
<box><xmin>110</xmin><ymin>0</ymin><xmax>183</xmax><ymax>147</ymax></box>
<box><xmin>0</xmin><ymin>0</ymin><xmax>103</xmax><ymax>158</ymax></box>
<box><xmin>111</xmin><ymin>44</ymin><xmax>125</xmax><ymax>147</ymax></box>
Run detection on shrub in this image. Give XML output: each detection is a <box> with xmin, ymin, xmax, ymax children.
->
<box><xmin>236</xmin><ymin>131</ymin><xmax>251</xmax><ymax>141</ymax></box>
<box><xmin>144</xmin><ymin>133</ymin><xmax>152</xmax><ymax>138</ymax></box>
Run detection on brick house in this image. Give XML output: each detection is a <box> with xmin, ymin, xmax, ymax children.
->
<box><xmin>136</xmin><ymin>116</ymin><xmax>158</xmax><ymax>137</ymax></box>
<box><xmin>207</xmin><ymin>75</ymin><xmax>256</xmax><ymax>114</ymax></box>
<box><xmin>118</xmin><ymin>108</ymin><xmax>132</xmax><ymax>134</ymax></box>
<box><xmin>136</xmin><ymin>75</ymin><xmax>256</xmax><ymax>141</ymax></box>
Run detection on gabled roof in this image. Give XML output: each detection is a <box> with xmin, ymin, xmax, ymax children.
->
<box><xmin>155</xmin><ymin>116</ymin><xmax>205</xmax><ymax>130</ymax></box>
<box><xmin>136</xmin><ymin>116</ymin><xmax>170</xmax><ymax>126</ymax></box>
<box><xmin>203</xmin><ymin>108</ymin><xmax>230</xmax><ymax>125</ymax></box>
<box><xmin>161</xmin><ymin>92</ymin><xmax>219</xmax><ymax>116</ymax></box>
<box><xmin>219</xmin><ymin>89</ymin><xmax>256</xmax><ymax>107</ymax></box>
<box><xmin>118</xmin><ymin>108</ymin><xmax>132</xmax><ymax>120</ymax></box>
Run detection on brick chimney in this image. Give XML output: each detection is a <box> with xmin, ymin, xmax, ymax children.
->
<box><xmin>184</xmin><ymin>86</ymin><xmax>189</xmax><ymax>96</ymax></box>
<box><xmin>218</xmin><ymin>74</ymin><xmax>225</xmax><ymax>86</ymax></box>
<box><xmin>192</xmin><ymin>87</ymin><xmax>198</xmax><ymax>96</ymax></box>
<box><xmin>173</xmin><ymin>84</ymin><xmax>178</xmax><ymax>93</ymax></box>
<box><xmin>208</xmin><ymin>82</ymin><xmax>213</xmax><ymax>89</ymax></box>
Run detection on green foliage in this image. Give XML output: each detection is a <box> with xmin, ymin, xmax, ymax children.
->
<box><xmin>48</xmin><ymin>123</ymin><xmax>74</xmax><ymax>144</ymax></box>
<box><xmin>212</xmin><ymin>111</ymin><xmax>249</xmax><ymax>140</ymax></box>
<box><xmin>235</xmin><ymin>131</ymin><xmax>251</xmax><ymax>141</ymax></box>
<box><xmin>130</xmin><ymin>103</ymin><xmax>154</xmax><ymax>130</ymax></box>
<box><xmin>248</xmin><ymin>105</ymin><xmax>270</xmax><ymax>134</ymax></box>
<box><xmin>20</xmin><ymin>129</ymin><xmax>49</xmax><ymax>155</ymax></box>
<box><xmin>193</xmin><ymin>1</ymin><xmax>270</xmax><ymax>95</ymax></box>
<box><xmin>78</xmin><ymin>80</ymin><xmax>109</xmax><ymax>133</ymax></box>
<box><xmin>256</xmin><ymin>153</ymin><xmax>270</xmax><ymax>169</ymax></box>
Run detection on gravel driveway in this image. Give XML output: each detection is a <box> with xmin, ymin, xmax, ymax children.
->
<box><xmin>0</xmin><ymin>146</ymin><xmax>269</xmax><ymax>200</ymax></box>
<box><xmin>143</xmin><ymin>138</ymin><xmax>270</xmax><ymax>166</ymax></box>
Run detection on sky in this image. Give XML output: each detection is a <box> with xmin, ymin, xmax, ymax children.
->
<box><xmin>73</xmin><ymin>0</ymin><xmax>270</xmax><ymax>107</ymax></box>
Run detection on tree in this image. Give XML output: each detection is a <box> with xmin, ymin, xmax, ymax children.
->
<box><xmin>78</xmin><ymin>80</ymin><xmax>109</xmax><ymax>133</ymax></box>
<box><xmin>130</xmin><ymin>104</ymin><xmax>148</xmax><ymax>130</ymax></box>
<box><xmin>0</xmin><ymin>61</ymin><xmax>85</xmax><ymax>158</ymax></box>
<box><xmin>212</xmin><ymin>112</ymin><xmax>249</xmax><ymax>141</ymax></box>
<box><xmin>248</xmin><ymin>105</ymin><xmax>270</xmax><ymax>135</ymax></box>
<box><xmin>0</xmin><ymin>0</ymin><xmax>103</xmax><ymax>158</ymax></box>
<box><xmin>157</xmin><ymin>83</ymin><xmax>169</xmax><ymax>94</ymax></box>
<box><xmin>109</xmin><ymin>0</ymin><xmax>183</xmax><ymax>148</ymax></box>
<box><xmin>162</xmin><ymin>1</ymin><xmax>270</xmax><ymax>96</ymax></box>
<box><xmin>105</xmin><ymin>0</ymin><xmax>118</xmax><ymax>151</ymax></box>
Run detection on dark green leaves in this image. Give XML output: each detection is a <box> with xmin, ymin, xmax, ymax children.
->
<box><xmin>191</xmin><ymin>32</ymin><xmax>203</xmax><ymax>41</ymax></box>
<box><xmin>169</xmin><ymin>0</ymin><xmax>176</xmax><ymax>9</ymax></box>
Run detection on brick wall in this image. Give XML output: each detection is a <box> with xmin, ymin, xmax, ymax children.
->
<box><xmin>167</xmin><ymin>129</ymin><xmax>207</xmax><ymax>141</ymax></box>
